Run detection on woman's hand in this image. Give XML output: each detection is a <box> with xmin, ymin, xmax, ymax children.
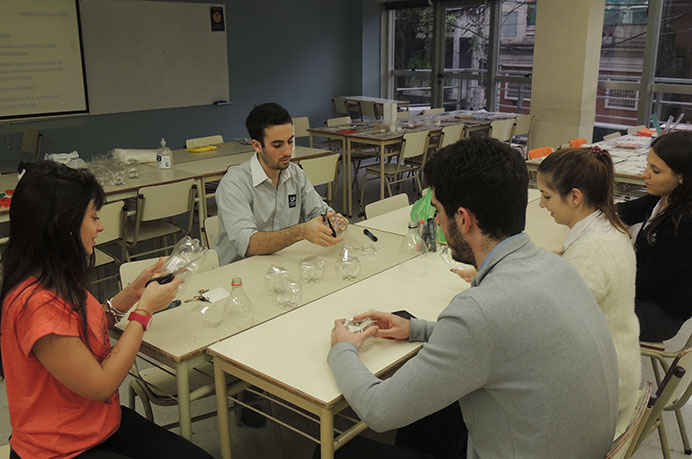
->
<box><xmin>136</xmin><ymin>275</ymin><xmax>184</xmax><ymax>315</ymax></box>
<box><xmin>128</xmin><ymin>258</ymin><xmax>164</xmax><ymax>299</ymax></box>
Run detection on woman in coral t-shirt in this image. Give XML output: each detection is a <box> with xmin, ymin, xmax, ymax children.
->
<box><xmin>0</xmin><ymin>161</ymin><xmax>212</xmax><ymax>459</ymax></box>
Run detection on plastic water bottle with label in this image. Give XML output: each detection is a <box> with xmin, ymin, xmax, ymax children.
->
<box><xmin>156</xmin><ymin>138</ymin><xmax>172</xmax><ymax>169</ymax></box>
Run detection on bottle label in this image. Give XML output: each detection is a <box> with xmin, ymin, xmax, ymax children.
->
<box><xmin>157</xmin><ymin>154</ymin><xmax>171</xmax><ymax>169</ymax></box>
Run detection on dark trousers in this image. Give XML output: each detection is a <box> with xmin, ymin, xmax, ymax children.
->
<box><xmin>636</xmin><ymin>298</ymin><xmax>686</xmax><ymax>342</ymax></box>
<box><xmin>322</xmin><ymin>402</ymin><xmax>466</xmax><ymax>459</ymax></box>
<box><xmin>10</xmin><ymin>406</ymin><xmax>212</xmax><ymax>459</ymax></box>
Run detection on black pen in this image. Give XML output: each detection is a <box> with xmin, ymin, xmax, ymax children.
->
<box><xmin>363</xmin><ymin>228</ymin><xmax>378</xmax><ymax>242</ymax></box>
<box><xmin>322</xmin><ymin>212</ymin><xmax>337</xmax><ymax>237</ymax></box>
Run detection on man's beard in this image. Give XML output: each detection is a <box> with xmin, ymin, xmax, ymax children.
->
<box><xmin>447</xmin><ymin>217</ymin><xmax>476</xmax><ymax>268</ymax></box>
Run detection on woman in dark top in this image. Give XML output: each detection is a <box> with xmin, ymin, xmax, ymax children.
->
<box><xmin>617</xmin><ymin>130</ymin><xmax>692</xmax><ymax>342</ymax></box>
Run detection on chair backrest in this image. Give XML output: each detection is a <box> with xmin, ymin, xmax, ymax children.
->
<box><xmin>569</xmin><ymin>138</ymin><xmax>587</xmax><ymax>147</ymax></box>
<box><xmin>528</xmin><ymin>146</ymin><xmax>554</xmax><ymax>160</ymax></box>
<box><xmin>202</xmin><ymin>215</ymin><xmax>219</xmax><ymax>249</ymax></box>
<box><xmin>630</xmin><ymin>349</ymin><xmax>692</xmax><ymax>455</ymax></box>
<box><xmin>292</xmin><ymin>117</ymin><xmax>310</xmax><ymax>138</ymax></box>
<box><xmin>604</xmin><ymin>132</ymin><xmax>622</xmax><ymax>140</ymax></box>
<box><xmin>439</xmin><ymin>124</ymin><xmax>464</xmax><ymax>149</ymax></box>
<box><xmin>489</xmin><ymin>118</ymin><xmax>515</xmax><ymax>142</ymax></box>
<box><xmin>627</xmin><ymin>125</ymin><xmax>646</xmax><ymax>135</ymax></box>
<box><xmin>299</xmin><ymin>154</ymin><xmax>340</xmax><ymax>187</ymax></box>
<box><xmin>327</xmin><ymin>116</ymin><xmax>352</xmax><ymax>127</ymax></box>
<box><xmin>606</xmin><ymin>382</ymin><xmax>652</xmax><ymax>459</ymax></box>
<box><xmin>513</xmin><ymin>114</ymin><xmax>534</xmax><ymax>137</ymax></box>
<box><xmin>138</xmin><ymin>179</ymin><xmax>197</xmax><ymax>222</ymax></box>
<box><xmin>346</xmin><ymin>100</ymin><xmax>362</xmax><ymax>121</ymax></box>
<box><xmin>95</xmin><ymin>200</ymin><xmax>125</xmax><ymax>245</ymax></box>
<box><xmin>364</xmin><ymin>193</ymin><xmax>409</xmax><ymax>219</ymax></box>
<box><xmin>401</xmin><ymin>130</ymin><xmax>430</xmax><ymax>160</ymax></box>
<box><xmin>422</xmin><ymin>108</ymin><xmax>444</xmax><ymax>115</ymax></box>
<box><xmin>360</xmin><ymin>100</ymin><xmax>377</xmax><ymax>118</ymax></box>
<box><xmin>120</xmin><ymin>249</ymin><xmax>220</xmax><ymax>287</ymax></box>
<box><xmin>185</xmin><ymin>135</ymin><xmax>223</xmax><ymax>149</ymax></box>
<box><xmin>332</xmin><ymin>97</ymin><xmax>347</xmax><ymax>115</ymax></box>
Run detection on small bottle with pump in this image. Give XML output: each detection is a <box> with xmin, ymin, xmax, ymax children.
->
<box><xmin>157</xmin><ymin>138</ymin><xmax>172</xmax><ymax>169</ymax></box>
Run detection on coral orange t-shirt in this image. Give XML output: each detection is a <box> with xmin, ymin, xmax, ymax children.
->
<box><xmin>1</xmin><ymin>278</ymin><xmax>121</xmax><ymax>459</ymax></box>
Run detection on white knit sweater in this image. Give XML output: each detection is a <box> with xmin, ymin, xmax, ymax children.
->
<box><xmin>562</xmin><ymin>211</ymin><xmax>641</xmax><ymax>434</ymax></box>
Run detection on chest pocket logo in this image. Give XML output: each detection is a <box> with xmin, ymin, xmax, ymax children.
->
<box><xmin>288</xmin><ymin>194</ymin><xmax>297</xmax><ymax>208</ymax></box>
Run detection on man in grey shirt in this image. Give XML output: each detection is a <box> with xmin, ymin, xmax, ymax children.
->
<box><xmin>329</xmin><ymin>137</ymin><xmax>619</xmax><ymax>458</ymax></box>
<box><xmin>215</xmin><ymin>103</ymin><xmax>347</xmax><ymax>265</ymax></box>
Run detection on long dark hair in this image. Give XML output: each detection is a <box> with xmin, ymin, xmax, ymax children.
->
<box><xmin>0</xmin><ymin>161</ymin><xmax>105</xmax><ymax>376</ymax></box>
<box><xmin>538</xmin><ymin>147</ymin><xmax>628</xmax><ymax>234</ymax></box>
<box><xmin>645</xmin><ymin>131</ymin><xmax>692</xmax><ymax>242</ymax></box>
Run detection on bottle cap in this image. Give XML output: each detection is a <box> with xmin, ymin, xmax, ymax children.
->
<box><xmin>231</xmin><ymin>277</ymin><xmax>243</xmax><ymax>287</ymax></box>
<box><xmin>408</xmin><ymin>221</ymin><xmax>417</xmax><ymax>229</ymax></box>
<box><xmin>161</xmin><ymin>138</ymin><xmax>167</xmax><ymax>147</ymax></box>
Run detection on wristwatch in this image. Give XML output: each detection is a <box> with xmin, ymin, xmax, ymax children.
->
<box><xmin>128</xmin><ymin>310</ymin><xmax>153</xmax><ymax>331</ymax></box>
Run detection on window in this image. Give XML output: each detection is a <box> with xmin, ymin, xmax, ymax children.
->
<box><xmin>504</xmin><ymin>82</ymin><xmax>532</xmax><ymax>101</ymax></box>
<box><xmin>605</xmin><ymin>79</ymin><xmax>639</xmax><ymax>110</ymax></box>
<box><xmin>501</xmin><ymin>11</ymin><xmax>518</xmax><ymax>36</ymax></box>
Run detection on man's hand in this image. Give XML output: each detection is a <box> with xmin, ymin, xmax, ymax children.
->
<box><xmin>450</xmin><ymin>267</ymin><xmax>477</xmax><ymax>283</ymax></box>
<box><xmin>302</xmin><ymin>215</ymin><xmax>343</xmax><ymax>247</ymax></box>
<box><xmin>353</xmin><ymin>311</ymin><xmax>411</xmax><ymax>340</ymax></box>
<box><xmin>331</xmin><ymin>319</ymin><xmax>378</xmax><ymax>348</ymax></box>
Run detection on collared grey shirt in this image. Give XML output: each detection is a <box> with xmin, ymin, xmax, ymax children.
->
<box><xmin>214</xmin><ymin>154</ymin><xmax>330</xmax><ymax>265</ymax></box>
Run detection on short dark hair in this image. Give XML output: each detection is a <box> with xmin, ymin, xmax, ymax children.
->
<box><xmin>424</xmin><ymin>136</ymin><xmax>528</xmax><ymax>240</ymax></box>
<box><xmin>245</xmin><ymin>103</ymin><xmax>293</xmax><ymax>147</ymax></box>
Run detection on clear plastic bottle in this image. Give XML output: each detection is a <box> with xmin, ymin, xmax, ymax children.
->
<box><xmin>223</xmin><ymin>277</ymin><xmax>254</xmax><ymax>329</ymax></box>
<box><xmin>157</xmin><ymin>138</ymin><xmax>172</xmax><ymax>169</ymax></box>
<box><xmin>399</xmin><ymin>221</ymin><xmax>428</xmax><ymax>257</ymax></box>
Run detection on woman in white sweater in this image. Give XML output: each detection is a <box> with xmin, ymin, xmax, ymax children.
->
<box><xmin>537</xmin><ymin>146</ymin><xmax>640</xmax><ymax>434</ymax></box>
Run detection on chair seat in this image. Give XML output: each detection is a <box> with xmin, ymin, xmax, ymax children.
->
<box><xmin>365</xmin><ymin>161</ymin><xmax>420</xmax><ymax>177</ymax></box>
<box><xmin>137</xmin><ymin>361</ymin><xmax>216</xmax><ymax>400</ymax></box>
<box><xmin>126</xmin><ymin>220</ymin><xmax>184</xmax><ymax>244</ymax></box>
<box><xmin>94</xmin><ymin>248</ymin><xmax>116</xmax><ymax>267</ymax></box>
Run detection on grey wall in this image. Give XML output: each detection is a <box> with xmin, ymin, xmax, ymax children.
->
<box><xmin>0</xmin><ymin>0</ymin><xmax>383</xmax><ymax>169</ymax></box>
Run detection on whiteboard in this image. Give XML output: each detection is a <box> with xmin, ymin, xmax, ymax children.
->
<box><xmin>0</xmin><ymin>0</ymin><xmax>87</xmax><ymax>119</ymax></box>
<box><xmin>79</xmin><ymin>0</ymin><xmax>230</xmax><ymax>115</ymax></box>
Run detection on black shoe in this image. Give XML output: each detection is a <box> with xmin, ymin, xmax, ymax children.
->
<box><xmin>239</xmin><ymin>405</ymin><xmax>266</xmax><ymax>428</ymax></box>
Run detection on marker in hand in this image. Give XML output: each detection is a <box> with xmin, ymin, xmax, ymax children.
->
<box><xmin>363</xmin><ymin>228</ymin><xmax>378</xmax><ymax>242</ymax></box>
<box><xmin>145</xmin><ymin>272</ymin><xmax>175</xmax><ymax>287</ymax></box>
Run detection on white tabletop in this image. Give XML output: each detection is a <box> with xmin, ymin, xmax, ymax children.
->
<box><xmin>173</xmin><ymin>146</ymin><xmax>332</xmax><ymax>178</ymax></box>
<box><xmin>354</xmin><ymin>189</ymin><xmax>542</xmax><ymax>237</ymax></box>
<box><xmin>172</xmin><ymin>141</ymin><xmax>255</xmax><ymax>164</ymax></box>
<box><xmin>123</xmin><ymin>225</ymin><xmax>412</xmax><ymax>363</ymax></box>
<box><xmin>208</xmin><ymin>251</ymin><xmax>467</xmax><ymax>407</ymax></box>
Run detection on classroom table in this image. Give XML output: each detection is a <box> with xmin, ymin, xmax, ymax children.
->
<box><xmin>209</xmin><ymin>251</ymin><xmax>466</xmax><ymax>459</ymax></box>
<box><xmin>174</xmin><ymin>145</ymin><xmax>332</xmax><ymax>219</ymax></box>
<box><xmin>526</xmin><ymin>134</ymin><xmax>649</xmax><ymax>186</ymax></box>
<box><xmin>308</xmin><ymin>111</ymin><xmax>517</xmax><ymax>217</ymax></box>
<box><xmin>209</xmin><ymin>191</ymin><xmax>564</xmax><ymax>459</ymax></box>
<box><xmin>111</xmin><ymin>224</ymin><xmax>415</xmax><ymax>441</ymax></box>
<box><xmin>171</xmin><ymin>141</ymin><xmax>256</xmax><ymax>164</ymax></box>
<box><xmin>0</xmin><ymin>164</ymin><xmax>203</xmax><ymax>225</ymax></box>
<box><xmin>353</xmin><ymin>188</ymin><xmax>542</xmax><ymax>238</ymax></box>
